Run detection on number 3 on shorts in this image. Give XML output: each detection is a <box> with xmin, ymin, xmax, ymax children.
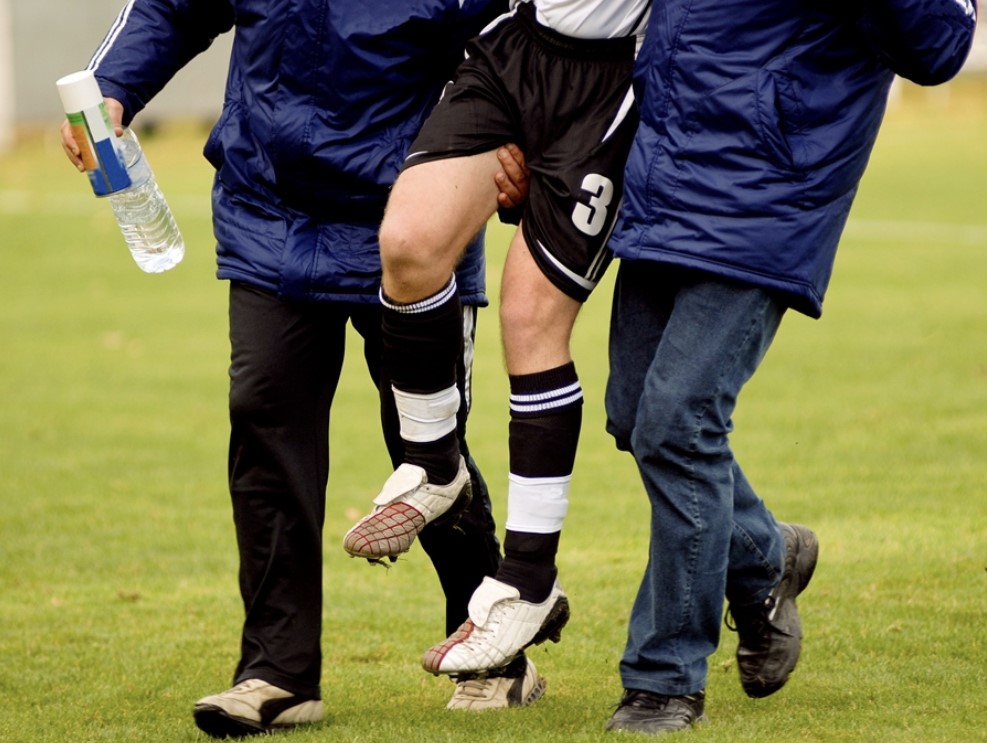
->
<box><xmin>572</xmin><ymin>173</ymin><xmax>615</xmax><ymax>237</ymax></box>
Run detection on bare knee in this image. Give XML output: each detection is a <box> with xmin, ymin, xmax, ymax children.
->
<box><xmin>378</xmin><ymin>208</ymin><xmax>454</xmax><ymax>300</ymax></box>
<box><xmin>379</xmin><ymin>212</ymin><xmax>426</xmax><ymax>278</ymax></box>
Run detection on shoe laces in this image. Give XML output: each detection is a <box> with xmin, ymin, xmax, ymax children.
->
<box><xmin>469</xmin><ymin>603</ymin><xmax>508</xmax><ymax>640</ymax></box>
<box><xmin>617</xmin><ymin>689</ymin><xmax>704</xmax><ymax>713</ymax></box>
<box><xmin>725</xmin><ymin>597</ymin><xmax>774</xmax><ymax>637</ymax></box>
<box><xmin>454</xmin><ymin>677</ymin><xmax>495</xmax><ymax>700</ymax></box>
<box><xmin>619</xmin><ymin>689</ymin><xmax>671</xmax><ymax>710</ymax></box>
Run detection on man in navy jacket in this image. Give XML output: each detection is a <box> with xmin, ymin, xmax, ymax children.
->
<box><xmin>604</xmin><ymin>0</ymin><xmax>978</xmax><ymax>734</ymax></box>
<box><xmin>60</xmin><ymin>0</ymin><xmax>535</xmax><ymax>737</ymax></box>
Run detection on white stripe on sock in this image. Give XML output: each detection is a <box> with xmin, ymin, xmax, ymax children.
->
<box><xmin>379</xmin><ymin>277</ymin><xmax>457</xmax><ymax>314</ymax></box>
<box><xmin>510</xmin><ymin>382</ymin><xmax>583</xmax><ymax>415</ymax></box>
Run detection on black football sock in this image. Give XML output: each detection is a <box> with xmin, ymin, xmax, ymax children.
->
<box><xmin>381</xmin><ymin>278</ymin><xmax>462</xmax><ymax>484</ymax></box>
<box><xmin>496</xmin><ymin>363</ymin><xmax>583</xmax><ymax>602</ymax></box>
<box><xmin>496</xmin><ymin>530</ymin><xmax>561</xmax><ymax>603</ymax></box>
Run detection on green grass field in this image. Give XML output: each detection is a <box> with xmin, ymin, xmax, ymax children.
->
<box><xmin>1</xmin><ymin>77</ymin><xmax>985</xmax><ymax>742</ymax></box>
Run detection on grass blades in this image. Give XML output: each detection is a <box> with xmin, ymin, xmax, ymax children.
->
<box><xmin>1</xmin><ymin>78</ymin><xmax>985</xmax><ymax>741</ymax></box>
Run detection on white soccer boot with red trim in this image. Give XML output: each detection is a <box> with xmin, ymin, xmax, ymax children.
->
<box><xmin>422</xmin><ymin>577</ymin><xmax>570</xmax><ymax>675</ymax></box>
<box><xmin>343</xmin><ymin>457</ymin><xmax>471</xmax><ymax>561</ymax></box>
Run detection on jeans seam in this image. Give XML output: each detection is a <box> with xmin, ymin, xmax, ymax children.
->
<box><xmin>733</xmin><ymin>522</ymin><xmax>781</xmax><ymax>580</ymax></box>
<box><xmin>677</xmin><ymin>292</ymin><xmax>771</xmax><ymax>647</ymax></box>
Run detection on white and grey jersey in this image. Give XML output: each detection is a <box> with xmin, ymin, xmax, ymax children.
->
<box><xmin>514</xmin><ymin>0</ymin><xmax>651</xmax><ymax>40</ymax></box>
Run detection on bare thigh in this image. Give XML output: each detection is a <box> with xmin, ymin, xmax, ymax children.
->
<box><xmin>380</xmin><ymin>152</ymin><xmax>502</xmax><ymax>302</ymax></box>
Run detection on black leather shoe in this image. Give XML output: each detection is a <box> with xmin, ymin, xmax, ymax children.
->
<box><xmin>606</xmin><ymin>689</ymin><xmax>707</xmax><ymax>734</ymax></box>
<box><xmin>729</xmin><ymin>522</ymin><xmax>819</xmax><ymax>698</ymax></box>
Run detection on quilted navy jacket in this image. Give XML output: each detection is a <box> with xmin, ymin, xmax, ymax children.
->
<box><xmin>90</xmin><ymin>0</ymin><xmax>505</xmax><ymax>304</ymax></box>
<box><xmin>610</xmin><ymin>0</ymin><xmax>978</xmax><ymax>317</ymax></box>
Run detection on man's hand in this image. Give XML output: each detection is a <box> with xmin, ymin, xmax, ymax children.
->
<box><xmin>60</xmin><ymin>97</ymin><xmax>125</xmax><ymax>171</ymax></box>
<box><xmin>495</xmin><ymin>143</ymin><xmax>530</xmax><ymax>209</ymax></box>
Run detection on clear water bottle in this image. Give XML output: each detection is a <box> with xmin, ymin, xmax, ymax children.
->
<box><xmin>109</xmin><ymin>128</ymin><xmax>185</xmax><ymax>273</ymax></box>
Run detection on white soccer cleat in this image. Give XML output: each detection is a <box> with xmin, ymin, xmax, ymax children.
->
<box><xmin>343</xmin><ymin>457</ymin><xmax>472</xmax><ymax>561</ymax></box>
<box><xmin>422</xmin><ymin>577</ymin><xmax>570</xmax><ymax>675</ymax></box>
<box><xmin>192</xmin><ymin>678</ymin><xmax>323</xmax><ymax>738</ymax></box>
<box><xmin>446</xmin><ymin>657</ymin><xmax>547</xmax><ymax>710</ymax></box>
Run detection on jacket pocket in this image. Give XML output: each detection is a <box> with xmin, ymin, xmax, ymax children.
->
<box><xmin>680</xmin><ymin>67</ymin><xmax>804</xmax><ymax>175</ymax></box>
<box><xmin>203</xmin><ymin>101</ymin><xmax>236</xmax><ymax>171</ymax></box>
<box><xmin>665</xmin><ymin>69</ymin><xmax>808</xmax><ymax>214</ymax></box>
<box><xmin>755</xmin><ymin>67</ymin><xmax>805</xmax><ymax>174</ymax></box>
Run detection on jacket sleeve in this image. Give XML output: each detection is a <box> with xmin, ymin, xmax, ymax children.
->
<box><xmin>856</xmin><ymin>0</ymin><xmax>978</xmax><ymax>85</ymax></box>
<box><xmin>90</xmin><ymin>0</ymin><xmax>235</xmax><ymax>124</ymax></box>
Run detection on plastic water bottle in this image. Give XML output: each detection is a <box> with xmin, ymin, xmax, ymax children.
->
<box><xmin>56</xmin><ymin>70</ymin><xmax>184</xmax><ymax>273</ymax></box>
<box><xmin>108</xmin><ymin>127</ymin><xmax>185</xmax><ymax>273</ymax></box>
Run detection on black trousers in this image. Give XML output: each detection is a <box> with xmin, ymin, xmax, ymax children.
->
<box><xmin>226</xmin><ymin>282</ymin><xmax>501</xmax><ymax>697</ymax></box>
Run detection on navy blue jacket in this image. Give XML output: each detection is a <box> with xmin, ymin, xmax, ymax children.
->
<box><xmin>90</xmin><ymin>0</ymin><xmax>505</xmax><ymax>304</ymax></box>
<box><xmin>610</xmin><ymin>0</ymin><xmax>978</xmax><ymax>317</ymax></box>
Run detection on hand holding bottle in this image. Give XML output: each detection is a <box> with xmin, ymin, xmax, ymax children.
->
<box><xmin>56</xmin><ymin>70</ymin><xmax>184</xmax><ymax>274</ymax></box>
<box><xmin>61</xmin><ymin>96</ymin><xmax>125</xmax><ymax>170</ymax></box>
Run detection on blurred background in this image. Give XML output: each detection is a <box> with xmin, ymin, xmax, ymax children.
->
<box><xmin>0</xmin><ymin>0</ymin><xmax>233</xmax><ymax>150</ymax></box>
<box><xmin>1</xmin><ymin>0</ymin><xmax>986</xmax><ymax>149</ymax></box>
<box><xmin>0</xmin><ymin>3</ymin><xmax>985</xmax><ymax>741</ymax></box>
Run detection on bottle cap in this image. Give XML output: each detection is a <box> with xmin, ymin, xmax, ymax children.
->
<box><xmin>56</xmin><ymin>70</ymin><xmax>104</xmax><ymax>114</ymax></box>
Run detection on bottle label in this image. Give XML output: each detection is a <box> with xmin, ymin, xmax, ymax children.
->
<box><xmin>66</xmin><ymin>105</ymin><xmax>132</xmax><ymax>196</ymax></box>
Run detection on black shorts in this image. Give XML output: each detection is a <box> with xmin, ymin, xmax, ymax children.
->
<box><xmin>405</xmin><ymin>3</ymin><xmax>639</xmax><ymax>302</ymax></box>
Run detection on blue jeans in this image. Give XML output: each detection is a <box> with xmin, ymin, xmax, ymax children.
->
<box><xmin>605</xmin><ymin>262</ymin><xmax>787</xmax><ymax>695</ymax></box>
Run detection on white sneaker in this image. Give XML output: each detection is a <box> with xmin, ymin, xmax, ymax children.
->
<box><xmin>447</xmin><ymin>657</ymin><xmax>547</xmax><ymax>710</ymax></box>
<box><xmin>422</xmin><ymin>577</ymin><xmax>570</xmax><ymax>675</ymax></box>
<box><xmin>193</xmin><ymin>678</ymin><xmax>323</xmax><ymax>738</ymax></box>
<box><xmin>343</xmin><ymin>457</ymin><xmax>471</xmax><ymax>561</ymax></box>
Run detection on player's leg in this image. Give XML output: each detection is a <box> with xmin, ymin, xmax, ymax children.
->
<box><xmin>478</xmin><ymin>26</ymin><xmax>637</xmax><ymax>615</ymax></box>
<box><xmin>343</xmin><ymin>153</ymin><xmax>503</xmax><ymax>561</ymax></box>
<box><xmin>500</xmin><ymin>232</ymin><xmax>582</xmax><ymax>374</ymax></box>
<box><xmin>420</xmin><ymin>228</ymin><xmax>588</xmax><ymax>675</ymax></box>
<box><xmin>354</xmin><ymin>302</ymin><xmax>503</xmax><ymax>631</ymax></box>
<box><xmin>419</xmin><ymin>42</ymin><xmax>639</xmax><ymax>676</ymax></box>
<box><xmin>351</xmin><ymin>302</ymin><xmax>543</xmax><ymax>708</ymax></box>
<box><xmin>496</xmin><ymin>231</ymin><xmax>582</xmax><ymax>606</ymax></box>
<box><xmin>379</xmin><ymin>154</ymin><xmax>500</xmax><ymax>488</ymax></box>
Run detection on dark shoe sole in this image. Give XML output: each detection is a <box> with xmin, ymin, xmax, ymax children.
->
<box><xmin>606</xmin><ymin>712</ymin><xmax>709</xmax><ymax>734</ymax></box>
<box><xmin>527</xmin><ymin>594</ymin><xmax>571</xmax><ymax>648</ymax></box>
<box><xmin>605</xmin><ymin>691</ymin><xmax>708</xmax><ymax>734</ymax></box>
<box><xmin>788</xmin><ymin>524</ymin><xmax>819</xmax><ymax>598</ymax></box>
<box><xmin>193</xmin><ymin>706</ymin><xmax>266</xmax><ymax>739</ymax></box>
